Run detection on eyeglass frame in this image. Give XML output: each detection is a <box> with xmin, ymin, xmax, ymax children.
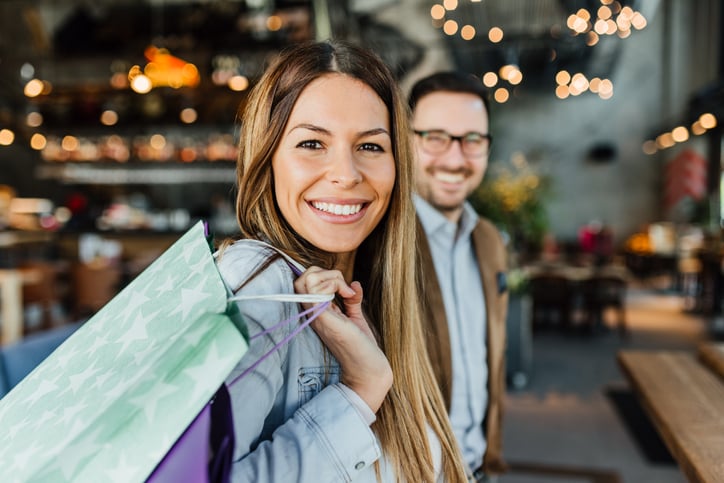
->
<box><xmin>413</xmin><ymin>129</ymin><xmax>492</xmax><ymax>157</ymax></box>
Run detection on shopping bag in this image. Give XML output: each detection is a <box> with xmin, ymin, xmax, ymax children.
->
<box><xmin>0</xmin><ymin>221</ymin><xmax>248</xmax><ymax>482</ymax></box>
<box><xmin>147</xmin><ymin>383</ymin><xmax>235</xmax><ymax>483</ymax></box>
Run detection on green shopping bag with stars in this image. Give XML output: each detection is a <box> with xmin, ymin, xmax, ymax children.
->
<box><xmin>0</xmin><ymin>221</ymin><xmax>248</xmax><ymax>482</ymax></box>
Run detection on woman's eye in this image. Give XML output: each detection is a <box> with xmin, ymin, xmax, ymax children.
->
<box><xmin>297</xmin><ymin>140</ymin><xmax>322</xmax><ymax>149</ymax></box>
<box><xmin>359</xmin><ymin>143</ymin><xmax>383</xmax><ymax>152</ymax></box>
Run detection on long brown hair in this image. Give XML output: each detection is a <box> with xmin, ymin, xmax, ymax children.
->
<box><xmin>234</xmin><ymin>40</ymin><xmax>467</xmax><ymax>483</ymax></box>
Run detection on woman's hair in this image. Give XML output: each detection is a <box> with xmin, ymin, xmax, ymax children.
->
<box><xmin>234</xmin><ymin>40</ymin><xmax>467</xmax><ymax>482</ymax></box>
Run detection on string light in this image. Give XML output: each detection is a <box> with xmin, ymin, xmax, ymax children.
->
<box><xmin>565</xmin><ymin>3</ymin><xmax>647</xmax><ymax>38</ymax></box>
<box><xmin>643</xmin><ymin>114</ymin><xmax>719</xmax><ymax>155</ymax></box>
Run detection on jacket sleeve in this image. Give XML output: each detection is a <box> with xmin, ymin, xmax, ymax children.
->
<box><xmin>217</xmin><ymin>242</ymin><xmax>383</xmax><ymax>482</ymax></box>
<box><xmin>229</xmin><ymin>384</ymin><xmax>382</xmax><ymax>482</ymax></box>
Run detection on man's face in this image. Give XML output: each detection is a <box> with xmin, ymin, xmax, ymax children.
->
<box><xmin>412</xmin><ymin>91</ymin><xmax>490</xmax><ymax>222</ymax></box>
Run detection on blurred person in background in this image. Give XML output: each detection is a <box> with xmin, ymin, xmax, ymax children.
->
<box><xmin>409</xmin><ymin>71</ymin><xmax>509</xmax><ymax>483</ymax></box>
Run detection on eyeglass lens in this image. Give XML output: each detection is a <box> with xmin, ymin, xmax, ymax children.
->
<box><xmin>419</xmin><ymin>130</ymin><xmax>490</xmax><ymax>156</ymax></box>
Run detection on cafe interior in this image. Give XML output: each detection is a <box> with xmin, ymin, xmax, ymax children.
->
<box><xmin>0</xmin><ymin>0</ymin><xmax>722</xmax><ymax>481</ymax></box>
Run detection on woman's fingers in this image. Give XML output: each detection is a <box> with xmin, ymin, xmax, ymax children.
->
<box><xmin>293</xmin><ymin>268</ymin><xmax>392</xmax><ymax>412</ymax></box>
<box><xmin>293</xmin><ymin>267</ymin><xmax>355</xmax><ymax>298</ymax></box>
<box><xmin>342</xmin><ymin>282</ymin><xmax>375</xmax><ymax>340</ymax></box>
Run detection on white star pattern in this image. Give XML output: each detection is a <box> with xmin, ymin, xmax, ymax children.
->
<box><xmin>6</xmin><ymin>415</ymin><xmax>32</xmax><ymax>441</ymax></box>
<box><xmin>114</xmin><ymin>307</ymin><xmax>160</xmax><ymax>354</ymax></box>
<box><xmin>68</xmin><ymin>359</ymin><xmax>102</xmax><ymax>394</ymax></box>
<box><xmin>181</xmin><ymin>316</ymin><xmax>211</xmax><ymax>347</ymax></box>
<box><xmin>181</xmin><ymin>337</ymin><xmax>240</xmax><ymax>404</ymax></box>
<box><xmin>132</xmin><ymin>343</ymin><xmax>159</xmax><ymax>367</ymax></box>
<box><xmin>37</xmin><ymin>423</ymin><xmax>108</xmax><ymax>481</ymax></box>
<box><xmin>59</xmin><ymin>400</ymin><xmax>89</xmax><ymax>425</ymax></box>
<box><xmin>115</xmin><ymin>288</ymin><xmax>151</xmax><ymax>326</ymax></box>
<box><xmin>181</xmin><ymin>235</ymin><xmax>204</xmax><ymax>263</ymax></box>
<box><xmin>128</xmin><ymin>380</ymin><xmax>180</xmax><ymax>422</ymax></box>
<box><xmin>8</xmin><ymin>441</ymin><xmax>42</xmax><ymax>473</ymax></box>
<box><xmin>168</xmin><ymin>283</ymin><xmax>213</xmax><ymax>322</ymax></box>
<box><xmin>88</xmin><ymin>369</ymin><xmax>113</xmax><ymax>391</ymax></box>
<box><xmin>30</xmin><ymin>409</ymin><xmax>57</xmax><ymax>430</ymax></box>
<box><xmin>154</xmin><ymin>273</ymin><xmax>175</xmax><ymax>294</ymax></box>
<box><xmin>104</xmin><ymin>373</ymin><xmax>132</xmax><ymax>402</ymax></box>
<box><xmin>104</xmin><ymin>452</ymin><xmax>143</xmax><ymax>483</ymax></box>
<box><xmin>187</xmin><ymin>251</ymin><xmax>211</xmax><ymax>278</ymax></box>
<box><xmin>147</xmin><ymin>433</ymin><xmax>174</xmax><ymax>464</ymax></box>
<box><xmin>141</xmin><ymin>253</ymin><xmax>168</xmax><ymax>279</ymax></box>
<box><xmin>87</xmin><ymin>310</ymin><xmax>112</xmax><ymax>334</ymax></box>
<box><xmin>22</xmin><ymin>378</ymin><xmax>58</xmax><ymax>407</ymax></box>
<box><xmin>55</xmin><ymin>344</ymin><xmax>82</xmax><ymax>368</ymax></box>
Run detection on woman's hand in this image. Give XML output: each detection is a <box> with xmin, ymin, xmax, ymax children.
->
<box><xmin>294</xmin><ymin>266</ymin><xmax>393</xmax><ymax>413</ymax></box>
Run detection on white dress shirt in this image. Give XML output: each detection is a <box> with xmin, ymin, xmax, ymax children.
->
<box><xmin>415</xmin><ymin>195</ymin><xmax>488</xmax><ymax>472</ymax></box>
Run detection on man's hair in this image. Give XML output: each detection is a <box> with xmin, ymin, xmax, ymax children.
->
<box><xmin>408</xmin><ymin>71</ymin><xmax>491</xmax><ymax>116</ymax></box>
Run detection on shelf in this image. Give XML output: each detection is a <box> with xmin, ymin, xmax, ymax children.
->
<box><xmin>35</xmin><ymin>163</ymin><xmax>236</xmax><ymax>185</ymax></box>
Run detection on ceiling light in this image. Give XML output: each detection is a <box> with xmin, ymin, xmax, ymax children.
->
<box><xmin>699</xmin><ymin>113</ymin><xmax>717</xmax><ymax>129</ymax></box>
<box><xmin>127</xmin><ymin>46</ymin><xmax>200</xmax><ymax>93</ymax></box>
<box><xmin>461</xmin><ymin>25</ymin><xmax>476</xmax><ymax>40</ymax></box>
<box><xmin>0</xmin><ymin>129</ymin><xmax>15</xmax><ymax>146</ymax></box>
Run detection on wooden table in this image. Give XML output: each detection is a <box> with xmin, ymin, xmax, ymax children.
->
<box><xmin>618</xmin><ymin>349</ymin><xmax>724</xmax><ymax>483</ymax></box>
<box><xmin>0</xmin><ymin>268</ymin><xmax>43</xmax><ymax>345</ymax></box>
<box><xmin>524</xmin><ymin>262</ymin><xmax>631</xmax><ymax>282</ymax></box>
<box><xmin>0</xmin><ymin>269</ymin><xmax>23</xmax><ymax>345</ymax></box>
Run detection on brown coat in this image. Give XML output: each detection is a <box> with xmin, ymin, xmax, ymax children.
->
<box><xmin>417</xmin><ymin>217</ymin><xmax>509</xmax><ymax>475</ymax></box>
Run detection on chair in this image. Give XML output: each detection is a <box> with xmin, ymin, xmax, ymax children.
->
<box><xmin>71</xmin><ymin>262</ymin><xmax>122</xmax><ymax>318</ymax></box>
<box><xmin>0</xmin><ymin>322</ymin><xmax>81</xmax><ymax>398</ymax></box>
<box><xmin>18</xmin><ymin>261</ymin><xmax>64</xmax><ymax>332</ymax></box>
<box><xmin>528</xmin><ymin>274</ymin><xmax>574</xmax><ymax>331</ymax></box>
<box><xmin>581</xmin><ymin>275</ymin><xmax>627</xmax><ymax>337</ymax></box>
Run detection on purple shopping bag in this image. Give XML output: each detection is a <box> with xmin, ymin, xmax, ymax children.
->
<box><xmin>147</xmin><ymin>384</ymin><xmax>235</xmax><ymax>483</ymax></box>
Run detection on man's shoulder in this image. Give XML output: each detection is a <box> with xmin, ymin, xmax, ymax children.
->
<box><xmin>473</xmin><ymin>216</ymin><xmax>504</xmax><ymax>242</ymax></box>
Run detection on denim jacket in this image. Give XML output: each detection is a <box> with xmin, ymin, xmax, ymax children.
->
<box><xmin>216</xmin><ymin>239</ymin><xmax>439</xmax><ymax>482</ymax></box>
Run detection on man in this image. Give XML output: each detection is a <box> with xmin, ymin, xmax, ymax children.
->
<box><xmin>409</xmin><ymin>72</ymin><xmax>508</xmax><ymax>482</ymax></box>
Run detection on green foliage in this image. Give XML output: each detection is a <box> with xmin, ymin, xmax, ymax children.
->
<box><xmin>506</xmin><ymin>267</ymin><xmax>530</xmax><ymax>294</ymax></box>
<box><xmin>469</xmin><ymin>153</ymin><xmax>551</xmax><ymax>258</ymax></box>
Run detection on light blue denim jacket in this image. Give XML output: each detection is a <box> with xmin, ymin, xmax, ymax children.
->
<box><xmin>216</xmin><ymin>239</ymin><xmax>402</xmax><ymax>482</ymax></box>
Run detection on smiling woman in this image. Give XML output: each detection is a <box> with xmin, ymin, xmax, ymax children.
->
<box><xmin>216</xmin><ymin>40</ymin><xmax>468</xmax><ymax>482</ymax></box>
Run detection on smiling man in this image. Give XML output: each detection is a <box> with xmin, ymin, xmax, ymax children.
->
<box><xmin>409</xmin><ymin>71</ymin><xmax>509</xmax><ymax>483</ymax></box>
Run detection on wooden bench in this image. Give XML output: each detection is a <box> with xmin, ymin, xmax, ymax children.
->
<box><xmin>698</xmin><ymin>342</ymin><xmax>724</xmax><ymax>379</ymax></box>
<box><xmin>617</xmin><ymin>350</ymin><xmax>724</xmax><ymax>483</ymax></box>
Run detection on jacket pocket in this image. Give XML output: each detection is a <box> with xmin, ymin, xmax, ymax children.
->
<box><xmin>297</xmin><ymin>366</ymin><xmax>341</xmax><ymax>406</ymax></box>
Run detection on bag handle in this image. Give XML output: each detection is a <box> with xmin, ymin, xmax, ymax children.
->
<box><xmin>226</xmin><ymin>241</ymin><xmax>333</xmax><ymax>387</ymax></box>
<box><xmin>227</xmin><ymin>298</ymin><xmax>331</xmax><ymax>387</ymax></box>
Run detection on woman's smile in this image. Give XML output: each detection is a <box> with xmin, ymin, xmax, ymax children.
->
<box><xmin>309</xmin><ymin>199</ymin><xmax>367</xmax><ymax>220</ymax></box>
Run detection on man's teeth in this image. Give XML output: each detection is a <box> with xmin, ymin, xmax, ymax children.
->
<box><xmin>312</xmin><ymin>202</ymin><xmax>363</xmax><ymax>215</ymax></box>
<box><xmin>434</xmin><ymin>172</ymin><xmax>465</xmax><ymax>183</ymax></box>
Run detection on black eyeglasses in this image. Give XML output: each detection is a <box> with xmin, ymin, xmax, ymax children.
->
<box><xmin>413</xmin><ymin>129</ymin><xmax>492</xmax><ymax>157</ymax></box>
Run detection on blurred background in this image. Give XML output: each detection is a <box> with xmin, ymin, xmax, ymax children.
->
<box><xmin>0</xmin><ymin>1</ymin><xmax>722</xmax><ymax>482</ymax></box>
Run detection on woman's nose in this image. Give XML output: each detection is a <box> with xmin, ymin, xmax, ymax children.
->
<box><xmin>327</xmin><ymin>151</ymin><xmax>363</xmax><ymax>187</ymax></box>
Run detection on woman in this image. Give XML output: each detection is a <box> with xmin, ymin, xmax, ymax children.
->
<box><xmin>216</xmin><ymin>40</ymin><xmax>467</xmax><ymax>482</ymax></box>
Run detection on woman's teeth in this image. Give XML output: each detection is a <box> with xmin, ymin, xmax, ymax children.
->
<box><xmin>311</xmin><ymin>202</ymin><xmax>363</xmax><ymax>215</ymax></box>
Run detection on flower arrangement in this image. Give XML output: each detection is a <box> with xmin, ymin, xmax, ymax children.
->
<box><xmin>469</xmin><ymin>152</ymin><xmax>551</xmax><ymax>263</ymax></box>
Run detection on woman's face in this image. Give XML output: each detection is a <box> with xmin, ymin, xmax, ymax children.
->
<box><xmin>272</xmin><ymin>73</ymin><xmax>396</xmax><ymax>256</ymax></box>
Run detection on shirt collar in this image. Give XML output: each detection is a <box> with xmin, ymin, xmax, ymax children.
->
<box><xmin>414</xmin><ymin>194</ymin><xmax>479</xmax><ymax>240</ymax></box>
